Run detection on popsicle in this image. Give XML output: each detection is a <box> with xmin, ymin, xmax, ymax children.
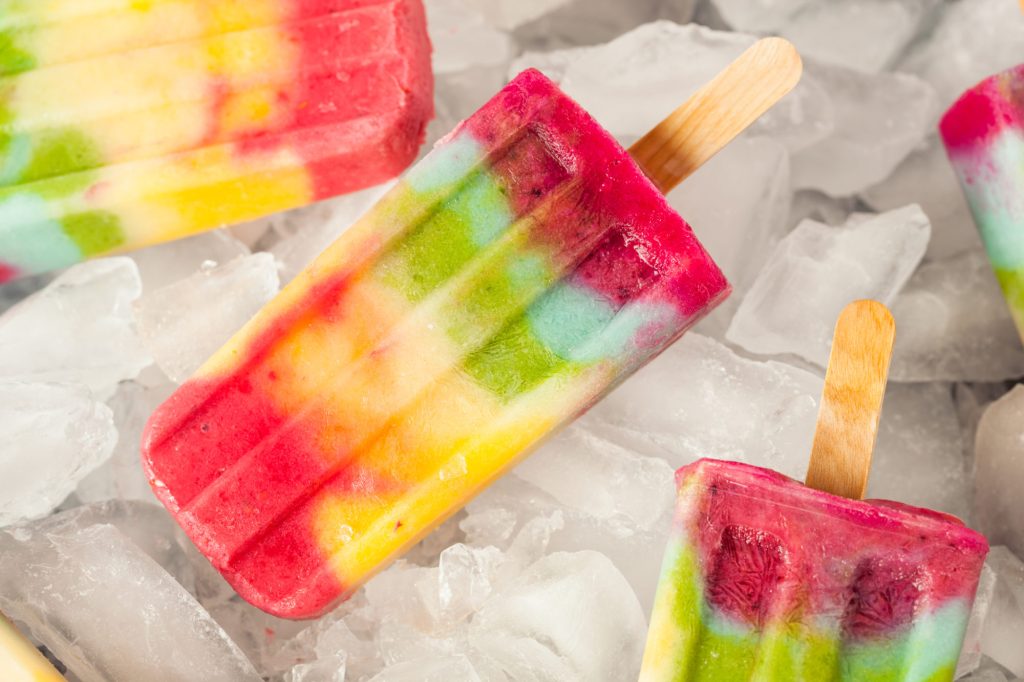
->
<box><xmin>0</xmin><ymin>614</ymin><xmax>65</xmax><ymax>682</ymax></box>
<box><xmin>142</xmin><ymin>41</ymin><xmax>803</xmax><ymax>619</ymax></box>
<box><xmin>640</xmin><ymin>302</ymin><xmax>989</xmax><ymax>681</ymax></box>
<box><xmin>641</xmin><ymin>459</ymin><xmax>989</xmax><ymax>681</ymax></box>
<box><xmin>0</xmin><ymin>0</ymin><xmax>433</xmax><ymax>282</ymax></box>
<box><xmin>939</xmin><ymin>63</ymin><xmax>1024</xmax><ymax>342</ymax></box>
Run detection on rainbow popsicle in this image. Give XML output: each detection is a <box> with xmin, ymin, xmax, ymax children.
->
<box><xmin>0</xmin><ymin>0</ymin><xmax>433</xmax><ymax>282</ymax></box>
<box><xmin>640</xmin><ymin>459</ymin><xmax>989</xmax><ymax>682</ymax></box>
<box><xmin>940</xmin><ymin>63</ymin><xmax>1024</xmax><ymax>341</ymax></box>
<box><xmin>0</xmin><ymin>614</ymin><xmax>65</xmax><ymax>682</ymax></box>
<box><xmin>142</xmin><ymin>68</ymin><xmax>731</xmax><ymax>619</ymax></box>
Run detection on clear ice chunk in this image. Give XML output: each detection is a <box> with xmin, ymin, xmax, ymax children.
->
<box><xmin>0</xmin><ymin>510</ymin><xmax>260</xmax><ymax>682</ymax></box>
<box><xmin>589</xmin><ymin>333</ymin><xmax>821</xmax><ymax>479</ymax></box>
<box><xmin>0</xmin><ymin>258</ymin><xmax>150</xmax><ymax>399</ymax></box>
<box><xmin>130</xmin><ymin>230</ymin><xmax>250</xmax><ymax>292</ymax></box>
<box><xmin>727</xmin><ymin>205</ymin><xmax>930</xmax><ymax>367</ymax></box>
<box><xmin>869</xmin><ymin>383</ymin><xmax>971</xmax><ymax>520</ymax></box>
<box><xmin>134</xmin><ymin>254</ymin><xmax>280</xmax><ymax>383</ymax></box>
<box><xmin>511</xmin><ymin>22</ymin><xmax>832</xmax><ymax>151</ymax></box>
<box><xmin>0</xmin><ymin>381</ymin><xmax>116</xmax><ymax>525</ymax></box>
<box><xmin>792</xmin><ymin>62</ymin><xmax>938</xmax><ymax>196</ymax></box>
<box><xmin>981</xmin><ymin>547</ymin><xmax>1024</xmax><ymax>678</ymax></box>
<box><xmin>76</xmin><ymin>377</ymin><xmax>176</xmax><ymax>504</ymax></box>
<box><xmin>861</xmin><ymin>136</ymin><xmax>982</xmax><ymax>261</ymax></box>
<box><xmin>890</xmin><ymin>251</ymin><xmax>1024</xmax><ymax>382</ymax></box>
<box><xmin>899</xmin><ymin>0</ymin><xmax>1024</xmax><ymax>110</ymax></box>
<box><xmin>667</xmin><ymin>136</ymin><xmax>791</xmax><ymax>335</ymax></box>
<box><xmin>975</xmin><ymin>388</ymin><xmax>1024</xmax><ymax>561</ymax></box>
<box><xmin>470</xmin><ymin>551</ymin><xmax>646</xmax><ymax>681</ymax></box>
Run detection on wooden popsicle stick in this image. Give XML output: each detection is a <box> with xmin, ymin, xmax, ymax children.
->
<box><xmin>0</xmin><ymin>612</ymin><xmax>67</xmax><ymax>681</ymax></box>
<box><xmin>805</xmin><ymin>301</ymin><xmax>896</xmax><ymax>500</ymax></box>
<box><xmin>629</xmin><ymin>37</ymin><xmax>803</xmax><ymax>194</ymax></box>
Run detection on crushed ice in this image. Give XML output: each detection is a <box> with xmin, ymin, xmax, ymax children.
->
<box><xmin>2</xmin><ymin>0</ymin><xmax>1024</xmax><ymax>680</ymax></box>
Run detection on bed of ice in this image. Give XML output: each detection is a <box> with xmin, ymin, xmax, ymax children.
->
<box><xmin>1</xmin><ymin>1</ymin><xmax>1023</xmax><ymax>680</ymax></box>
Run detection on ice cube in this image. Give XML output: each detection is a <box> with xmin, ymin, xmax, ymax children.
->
<box><xmin>668</xmin><ymin>137</ymin><xmax>791</xmax><ymax>302</ymax></box>
<box><xmin>511</xmin><ymin>22</ymin><xmax>832</xmax><ymax>152</ymax></box>
<box><xmin>959</xmin><ymin>564</ymin><xmax>997</xmax><ymax>679</ymax></box>
<box><xmin>711</xmin><ymin>0</ymin><xmax>814</xmax><ymax>32</ymax></box>
<box><xmin>512</xmin><ymin>22</ymin><xmax>748</xmax><ymax>139</ymax></box>
<box><xmin>517</xmin><ymin>423</ymin><xmax>676</xmax><ymax>534</ymax></box>
<box><xmin>76</xmin><ymin>377</ymin><xmax>176</xmax><ymax>504</ymax></box>
<box><xmin>512</xmin><ymin>0</ymin><xmax>680</xmax><ymax>50</ymax></box>
<box><xmin>0</xmin><ymin>258</ymin><xmax>150</xmax><ymax>399</ymax></box>
<box><xmin>899</xmin><ymin>0</ymin><xmax>1024</xmax><ymax>110</ymax></box>
<box><xmin>477</xmin><ymin>453</ymin><xmax>672</xmax><ymax>611</ymax></box>
<box><xmin>789</xmin><ymin>190</ymin><xmax>856</xmax><ymax>228</ymax></box>
<box><xmin>727</xmin><ymin>205</ymin><xmax>930</xmax><ymax>367</ymax></box>
<box><xmin>274</xmin><ymin>529</ymin><xmax>646</xmax><ymax>678</ymax></box>
<box><xmin>782</xmin><ymin>0</ymin><xmax>938</xmax><ymax>73</ymax></box>
<box><xmin>0</xmin><ymin>514</ymin><xmax>260</xmax><ymax>682</ymax></box>
<box><xmin>369</xmin><ymin>655</ymin><xmax>480</xmax><ymax>682</ymax></box>
<box><xmin>17</xmin><ymin>500</ymin><xmax>303</xmax><ymax>674</ymax></box>
<box><xmin>960</xmin><ymin>665</ymin><xmax>1012</xmax><ymax>682</ymax></box>
<box><xmin>954</xmin><ymin>383</ymin><xmax>1012</xmax><ymax>470</ymax></box>
<box><xmin>228</xmin><ymin>220</ymin><xmax>272</xmax><ymax>250</ymax></box>
<box><xmin>134</xmin><ymin>254</ymin><xmax>279</xmax><ymax>383</ymax></box>
<box><xmin>868</xmin><ymin>383</ymin><xmax>970</xmax><ymax>520</ymax></box>
<box><xmin>981</xmin><ymin>547</ymin><xmax>1024</xmax><ymax>678</ymax></box>
<box><xmin>470</xmin><ymin>551</ymin><xmax>646</xmax><ymax>681</ymax></box>
<box><xmin>463</xmin><ymin>0</ymin><xmax>572</xmax><ymax>31</ymax></box>
<box><xmin>792</xmin><ymin>62</ymin><xmax>938</xmax><ymax>196</ymax></box>
<box><xmin>284</xmin><ymin>656</ymin><xmax>347</xmax><ymax>682</ymax></box>
<box><xmin>975</xmin><ymin>387</ymin><xmax>1024</xmax><ymax>560</ymax></box>
<box><xmin>436</xmin><ymin>544</ymin><xmax>505</xmax><ymax>625</ymax></box>
<box><xmin>713</xmin><ymin>0</ymin><xmax>943</xmax><ymax>68</ymax></box>
<box><xmin>425</xmin><ymin>0</ymin><xmax>515</xmax><ymax>75</ymax></box>
<box><xmin>0</xmin><ymin>381</ymin><xmax>116</xmax><ymax>525</ymax></box>
<box><xmin>130</xmin><ymin>230</ymin><xmax>250</xmax><ymax>292</ymax></box>
<box><xmin>592</xmin><ymin>333</ymin><xmax>821</xmax><ymax>479</ymax></box>
<box><xmin>424</xmin><ymin>0</ymin><xmax>518</xmax><ymax>153</ymax></box>
<box><xmin>890</xmin><ymin>251</ymin><xmax>1024</xmax><ymax>382</ymax></box>
<box><xmin>861</xmin><ymin>136</ymin><xmax>983</xmax><ymax>261</ymax></box>
<box><xmin>33</xmin><ymin>500</ymin><xmax>196</xmax><ymax>586</ymax></box>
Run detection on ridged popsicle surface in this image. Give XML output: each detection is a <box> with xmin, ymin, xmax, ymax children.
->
<box><xmin>143</xmin><ymin>69</ymin><xmax>730</xmax><ymax>619</ymax></box>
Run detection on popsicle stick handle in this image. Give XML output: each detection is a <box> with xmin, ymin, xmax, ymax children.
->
<box><xmin>629</xmin><ymin>37</ymin><xmax>803</xmax><ymax>194</ymax></box>
<box><xmin>805</xmin><ymin>301</ymin><xmax>895</xmax><ymax>500</ymax></box>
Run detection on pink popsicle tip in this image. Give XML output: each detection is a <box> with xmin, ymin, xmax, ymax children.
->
<box><xmin>676</xmin><ymin>458</ymin><xmax>989</xmax><ymax>554</ymax></box>
<box><xmin>940</xmin><ymin>62</ymin><xmax>1024</xmax><ymax>152</ymax></box>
